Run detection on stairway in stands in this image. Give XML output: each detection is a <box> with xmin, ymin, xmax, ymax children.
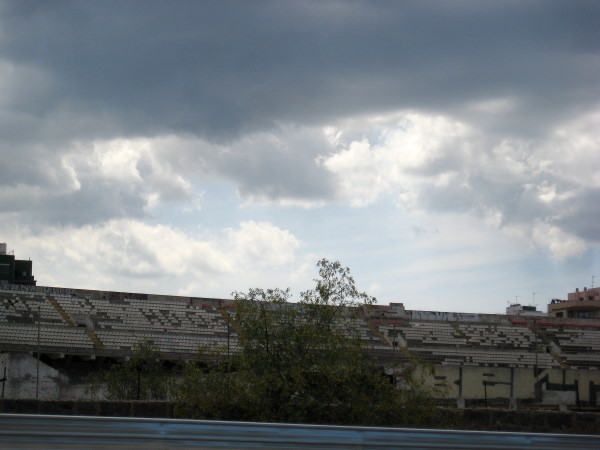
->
<box><xmin>48</xmin><ymin>297</ymin><xmax>76</xmax><ymax>326</ymax></box>
<box><xmin>85</xmin><ymin>329</ymin><xmax>106</xmax><ymax>349</ymax></box>
<box><xmin>48</xmin><ymin>297</ymin><xmax>106</xmax><ymax>350</ymax></box>
<box><xmin>367</xmin><ymin>320</ymin><xmax>390</xmax><ymax>346</ymax></box>
<box><xmin>529</xmin><ymin>323</ymin><xmax>570</xmax><ymax>369</ymax></box>
<box><xmin>449</xmin><ymin>323</ymin><xmax>470</xmax><ymax>343</ymax></box>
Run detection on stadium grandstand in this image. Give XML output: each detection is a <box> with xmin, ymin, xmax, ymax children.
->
<box><xmin>0</xmin><ymin>247</ymin><xmax>599</xmax><ymax>407</ymax></box>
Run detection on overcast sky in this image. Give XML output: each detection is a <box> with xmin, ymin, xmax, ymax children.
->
<box><xmin>1</xmin><ymin>1</ymin><xmax>599</xmax><ymax>313</ymax></box>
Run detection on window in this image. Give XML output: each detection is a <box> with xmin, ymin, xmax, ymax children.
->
<box><xmin>0</xmin><ymin>264</ymin><xmax>9</xmax><ymax>274</ymax></box>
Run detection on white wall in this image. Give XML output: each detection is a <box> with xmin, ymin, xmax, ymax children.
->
<box><xmin>0</xmin><ymin>352</ymin><xmax>69</xmax><ymax>399</ymax></box>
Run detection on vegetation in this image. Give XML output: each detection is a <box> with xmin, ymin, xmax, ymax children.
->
<box><xmin>175</xmin><ymin>259</ymin><xmax>441</xmax><ymax>426</ymax></box>
<box><xmin>86</xmin><ymin>259</ymin><xmax>441</xmax><ymax>425</ymax></box>
<box><xmin>87</xmin><ymin>340</ymin><xmax>176</xmax><ymax>400</ymax></box>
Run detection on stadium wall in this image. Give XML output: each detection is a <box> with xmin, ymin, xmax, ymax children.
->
<box><xmin>3</xmin><ymin>353</ymin><xmax>599</xmax><ymax>406</ymax></box>
<box><xmin>421</xmin><ymin>365</ymin><xmax>600</xmax><ymax>406</ymax></box>
<box><xmin>0</xmin><ymin>353</ymin><xmax>69</xmax><ymax>400</ymax></box>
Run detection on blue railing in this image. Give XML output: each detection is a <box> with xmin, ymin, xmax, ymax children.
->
<box><xmin>0</xmin><ymin>413</ymin><xmax>599</xmax><ymax>448</ymax></box>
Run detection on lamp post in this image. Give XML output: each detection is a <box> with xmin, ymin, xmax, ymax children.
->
<box><xmin>1</xmin><ymin>367</ymin><xmax>7</xmax><ymax>398</ymax></box>
<box><xmin>36</xmin><ymin>304</ymin><xmax>40</xmax><ymax>399</ymax></box>
<box><xmin>533</xmin><ymin>319</ymin><xmax>539</xmax><ymax>403</ymax></box>
<box><xmin>227</xmin><ymin>313</ymin><xmax>230</xmax><ymax>361</ymax></box>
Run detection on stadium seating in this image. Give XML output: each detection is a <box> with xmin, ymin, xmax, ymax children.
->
<box><xmin>0</xmin><ymin>289</ymin><xmax>236</xmax><ymax>357</ymax></box>
<box><xmin>1</xmin><ymin>286</ymin><xmax>600</xmax><ymax>368</ymax></box>
<box><xmin>457</xmin><ymin>324</ymin><xmax>534</xmax><ymax>349</ymax></box>
<box><xmin>400</xmin><ymin>322</ymin><xmax>467</xmax><ymax>347</ymax></box>
<box><xmin>538</xmin><ymin>324</ymin><xmax>600</xmax><ymax>368</ymax></box>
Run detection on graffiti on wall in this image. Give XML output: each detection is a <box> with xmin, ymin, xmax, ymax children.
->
<box><xmin>40</xmin><ymin>286</ymin><xmax>73</xmax><ymax>296</ymax></box>
<box><xmin>0</xmin><ymin>281</ymin><xmax>36</xmax><ymax>293</ymax></box>
<box><xmin>107</xmin><ymin>291</ymin><xmax>148</xmax><ymax>301</ymax></box>
<box><xmin>0</xmin><ymin>283</ymin><xmax>77</xmax><ymax>296</ymax></box>
<box><xmin>407</xmin><ymin>310</ymin><xmax>481</xmax><ymax>322</ymax></box>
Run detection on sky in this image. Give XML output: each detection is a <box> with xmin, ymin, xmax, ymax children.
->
<box><xmin>1</xmin><ymin>1</ymin><xmax>599</xmax><ymax>314</ymax></box>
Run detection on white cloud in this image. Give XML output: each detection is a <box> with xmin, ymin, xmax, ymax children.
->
<box><xmin>320</xmin><ymin>109</ymin><xmax>600</xmax><ymax>258</ymax></box>
<box><xmin>319</xmin><ymin>138</ymin><xmax>389</xmax><ymax>206</ymax></box>
<box><xmin>321</xmin><ymin>111</ymin><xmax>473</xmax><ymax>207</ymax></box>
<box><xmin>9</xmin><ymin>219</ymin><xmax>302</xmax><ymax>296</ymax></box>
<box><xmin>401</xmin><ymin>213</ymin><xmax>526</xmax><ymax>277</ymax></box>
<box><xmin>531</xmin><ymin>222</ymin><xmax>586</xmax><ymax>260</ymax></box>
<box><xmin>227</xmin><ymin>221</ymin><xmax>300</xmax><ymax>268</ymax></box>
<box><xmin>0</xmin><ymin>136</ymin><xmax>197</xmax><ymax>225</ymax></box>
<box><xmin>68</xmin><ymin>137</ymin><xmax>193</xmax><ymax>206</ymax></box>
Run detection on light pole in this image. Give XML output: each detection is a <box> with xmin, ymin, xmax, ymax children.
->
<box><xmin>36</xmin><ymin>304</ymin><xmax>40</xmax><ymax>399</ymax></box>
<box><xmin>227</xmin><ymin>313</ymin><xmax>230</xmax><ymax>361</ymax></box>
<box><xmin>533</xmin><ymin>319</ymin><xmax>539</xmax><ymax>403</ymax></box>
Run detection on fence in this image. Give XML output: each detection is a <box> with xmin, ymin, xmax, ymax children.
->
<box><xmin>1</xmin><ymin>414</ymin><xmax>600</xmax><ymax>448</ymax></box>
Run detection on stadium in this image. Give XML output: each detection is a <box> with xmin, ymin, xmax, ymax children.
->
<box><xmin>1</xmin><ymin>245</ymin><xmax>599</xmax><ymax>408</ymax></box>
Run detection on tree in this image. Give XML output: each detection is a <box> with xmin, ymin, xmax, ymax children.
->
<box><xmin>175</xmin><ymin>259</ymin><xmax>441</xmax><ymax>426</ymax></box>
<box><xmin>88</xmin><ymin>340</ymin><xmax>174</xmax><ymax>400</ymax></box>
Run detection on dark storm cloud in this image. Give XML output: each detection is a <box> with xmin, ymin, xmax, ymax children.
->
<box><xmin>0</xmin><ymin>0</ymin><xmax>599</xmax><ymax>228</ymax></box>
<box><xmin>555</xmin><ymin>188</ymin><xmax>600</xmax><ymax>242</ymax></box>
<box><xmin>2</xmin><ymin>0</ymin><xmax>598</xmax><ymax>141</ymax></box>
<box><xmin>32</xmin><ymin>182</ymin><xmax>148</xmax><ymax>227</ymax></box>
<box><xmin>213</xmin><ymin>126</ymin><xmax>336</xmax><ymax>202</ymax></box>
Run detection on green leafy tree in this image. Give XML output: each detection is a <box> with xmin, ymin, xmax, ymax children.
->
<box><xmin>176</xmin><ymin>259</ymin><xmax>441</xmax><ymax>426</ymax></box>
<box><xmin>88</xmin><ymin>340</ymin><xmax>174</xmax><ymax>400</ymax></box>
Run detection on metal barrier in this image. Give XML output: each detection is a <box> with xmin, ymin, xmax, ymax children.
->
<box><xmin>0</xmin><ymin>413</ymin><xmax>599</xmax><ymax>448</ymax></box>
